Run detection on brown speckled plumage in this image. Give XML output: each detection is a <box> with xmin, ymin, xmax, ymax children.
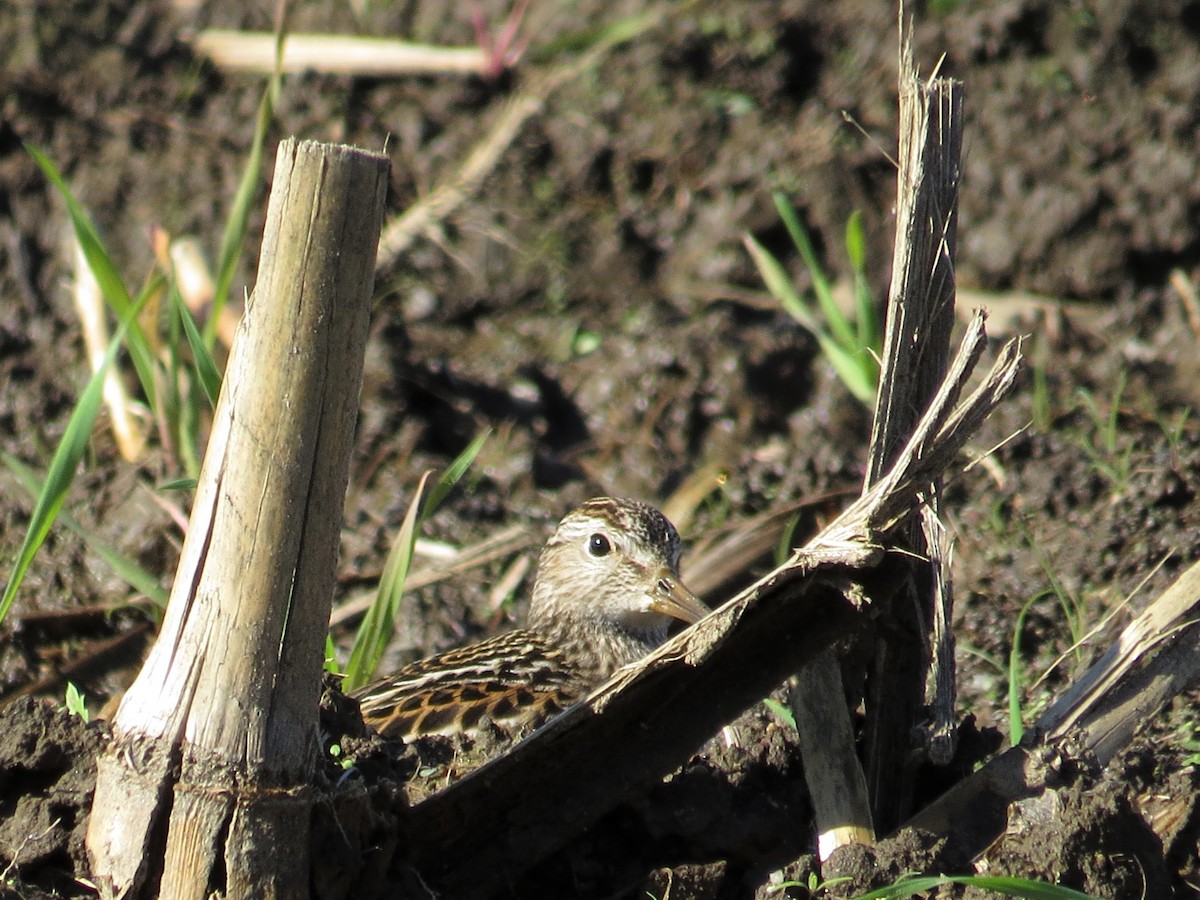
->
<box><xmin>352</xmin><ymin>497</ymin><xmax>707</xmax><ymax>739</ymax></box>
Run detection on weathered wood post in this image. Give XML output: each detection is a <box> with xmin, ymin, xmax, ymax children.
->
<box><xmin>86</xmin><ymin>138</ymin><xmax>389</xmax><ymax>899</ymax></box>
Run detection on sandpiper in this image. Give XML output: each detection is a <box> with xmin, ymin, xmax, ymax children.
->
<box><xmin>352</xmin><ymin>497</ymin><xmax>707</xmax><ymax>738</ymax></box>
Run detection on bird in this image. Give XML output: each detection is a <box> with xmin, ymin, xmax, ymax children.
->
<box><xmin>351</xmin><ymin>496</ymin><xmax>707</xmax><ymax>740</ymax></box>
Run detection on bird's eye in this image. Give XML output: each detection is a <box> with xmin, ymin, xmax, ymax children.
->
<box><xmin>587</xmin><ymin>533</ymin><xmax>612</xmax><ymax>557</ymax></box>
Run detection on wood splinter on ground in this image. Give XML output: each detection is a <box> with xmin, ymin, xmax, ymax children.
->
<box><xmin>84</xmin><ymin>138</ymin><xmax>389</xmax><ymax>900</ymax></box>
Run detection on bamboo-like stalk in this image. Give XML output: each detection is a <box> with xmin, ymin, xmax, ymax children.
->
<box><xmin>85</xmin><ymin>139</ymin><xmax>389</xmax><ymax>899</ymax></box>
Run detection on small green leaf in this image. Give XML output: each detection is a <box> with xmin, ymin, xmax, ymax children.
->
<box><xmin>845</xmin><ymin>209</ymin><xmax>866</xmax><ymax>271</ymax></box>
<box><xmin>572</xmin><ymin>329</ymin><xmax>602</xmax><ymax>356</ymax></box>
<box><xmin>324</xmin><ymin>634</ymin><xmax>342</xmax><ymax>675</ymax></box>
<box><xmin>762</xmin><ymin>698</ymin><xmax>796</xmax><ymax>730</ymax></box>
<box><xmin>64</xmin><ymin>682</ymin><xmax>90</xmax><ymax>723</ymax></box>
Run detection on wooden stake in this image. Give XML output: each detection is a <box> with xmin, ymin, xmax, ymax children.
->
<box><xmin>86</xmin><ymin>139</ymin><xmax>389</xmax><ymax>899</ymax></box>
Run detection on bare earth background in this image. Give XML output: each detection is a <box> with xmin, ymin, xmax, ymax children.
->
<box><xmin>2</xmin><ymin>0</ymin><xmax>1200</xmax><ymax>897</ymax></box>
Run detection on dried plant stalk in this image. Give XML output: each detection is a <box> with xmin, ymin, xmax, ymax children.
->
<box><xmin>86</xmin><ymin>139</ymin><xmax>389</xmax><ymax>899</ymax></box>
<box><xmin>194</xmin><ymin>31</ymin><xmax>488</xmax><ymax>76</ymax></box>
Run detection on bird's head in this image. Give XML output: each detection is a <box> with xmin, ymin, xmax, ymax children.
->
<box><xmin>528</xmin><ymin>497</ymin><xmax>707</xmax><ymax>648</ymax></box>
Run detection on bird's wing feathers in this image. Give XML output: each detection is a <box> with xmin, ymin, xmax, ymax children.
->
<box><xmin>352</xmin><ymin>630</ymin><xmax>586</xmax><ymax>738</ymax></box>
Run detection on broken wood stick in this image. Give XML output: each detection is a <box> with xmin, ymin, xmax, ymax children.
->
<box><xmin>792</xmin><ymin>25</ymin><xmax>966</xmax><ymax>858</ymax></box>
<box><xmin>907</xmin><ymin>555</ymin><xmax>1200</xmax><ymax>857</ymax></box>
<box><xmin>861</xmin><ymin>31</ymin><xmax>965</xmax><ymax>835</ymax></box>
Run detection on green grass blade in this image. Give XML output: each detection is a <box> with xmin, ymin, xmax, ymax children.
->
<box><xmin>743</xmin><ymin>233</ymin><xmax>822</xmax><ymax>334</ymax></box>
<box><xmin>584</xmin><ymin>8</ymin><xmax>662</xmax><ymax>49</ymax></box>
<box><xmin>774</xmin><ymin>511</ymin><xmax>802</xmax><ymax>566</ymax></box>
<box><xmin>761</xmin><ymin>697</ymin><xmax>796</xmax><ymax>730</ymax></box>
<box><xmin>845</xmin><ymin>210</ymin><xmax>880</xmax><ymax>353</ymax></box>
<box><xmin>339</xmin><ymin>435</ymin><xmax>488</xmax><ymax>688</ymax></box>
<box><xmin>26</xmin><ymin>144</ymin><xmax>159</xmax><ymax>410</ymax></box>
<box><xmin>159</xmin><ymin>274</ymin><xmax>211</xmax><ymax>476</ymax></box>
<box><xmin>157</xmin><ymin>477</ymin><xmax>198</xmax><ymax>492</ymax></box>
<box><xmin>855</xmin><ymin>874</ymin><xmax>1098</xmax><ymax>899</ymax></box>
<box><xmin>343</xmin><ymin>472</ymin><xmax>431</xmax><ymax>691</ymax></box>
<box><xmin>531</xmin><ymin>8</ymin><xmax>663</xmax><ymax>59</ymax></box>
<box><xmin>172</xmin><ymin>281</ymin><xmax>222</xmax><ymax>407</ymax></box>
<box><xmin>160</xmin><ymin>269</ymin><xmax>186</xmax><ymax>465</ymax></box>
<box><xmin>208</xmin><ymin>38</ymin><xmax>282</xmax><ymax>346</ymax></box>
<box><xmin>820</xmin><ymin>334</ymin><xmax>877</xmax><ymax>405</ymax></box>
<box><xmin>772</xmin><ymin>192</ymin><xmax>857</xmax><ymax>349</ymax></box>
<box><xmin>845</xmin><ymin>208</ymin><xmax>867</xmax><ymax>272</ymax></box>
<box><xmin>176</xmin><ymin>388</ymin><xmax>202</xmax><ymax>480</ymax></box>
<box><xmin>1104</xmin><ymin>370</ymin><xmax>1127</xmax><ymax>456</ymax></box>
<box><xmin>1007</xmin><ymin>591</ymin><xmax>1044</xmax><ymax>746</ymax></box>
<box><xmin>423</xmin><ymin>430</ymin><xmax>490</xmax><ymax>515</ymax></box>
<box><xmin>748</xmin><ymin>214</ymin><xmax>877</xmax><ymax>404</ymax></box>
<box><xmin>1</xmin><ymin>454</ymin><xmax>168</xmax><ymax>609</ymax></box>
<box><xmin>0</xmin><ymin>331</ymin><xmax>124</xmax><ymax>625</ymax></box>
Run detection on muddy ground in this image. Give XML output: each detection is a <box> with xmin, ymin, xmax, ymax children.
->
<box><xmin>2</xmin><ymin>0</ymin><xmax>1200</xmax><ymax>897</ymax></box>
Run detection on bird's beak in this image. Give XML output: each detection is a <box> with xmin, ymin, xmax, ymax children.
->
<box><xmin>649</xmin><ymin>567</ymin><xmax>709</xmax><ymax>625</ymax></box>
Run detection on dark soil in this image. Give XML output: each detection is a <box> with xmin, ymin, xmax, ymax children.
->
<box><xmin>3</xmin><ymin>0</ymin><xmax>1200</xmax><ymax>897</ymax></box>
<box><xmin>0</xmin><ymin>698</ymin><xmax>108</xmax><ymax>898</ymax></box>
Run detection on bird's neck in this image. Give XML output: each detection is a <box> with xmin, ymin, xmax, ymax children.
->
<box><xmin>546</xmin><ymin>616</ymin><xmax>667</xmax><ymax>682</ymax></box>
<box><xmin>528</xmin><ymin>592</ymin><xmax>668</xmax><ymax>681</ymax></box>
